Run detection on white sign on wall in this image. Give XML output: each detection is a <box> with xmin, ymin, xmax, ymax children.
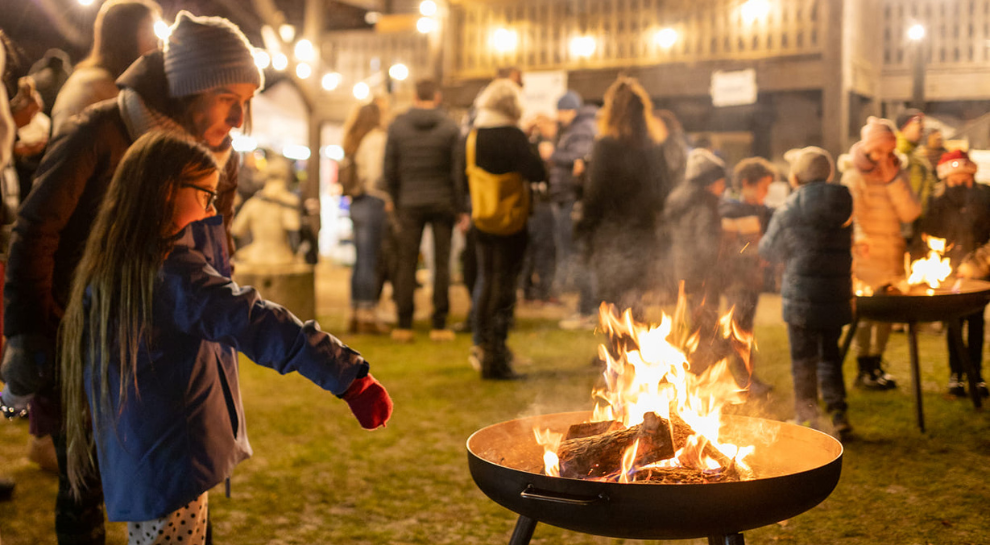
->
<box><xmin>711</xmin><ymin>69</ymin><xmax>758</xmax><ymax>107</ymax></box>
<box><xmin>968</xmin><ymin>149</ymin><xmax>990</xmax><ymax>185</ymax></box>
<box><xmin>520</xmin><ymin>70</ymin><xmax>569</xmax><ymax>121</ymax></box>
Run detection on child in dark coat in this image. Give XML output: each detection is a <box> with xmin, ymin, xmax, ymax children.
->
<box><xmin>922</xmin><ymin>150</ymin><xmax>990</xmax><ymax>397</ymax></box>
<box><xmin>664</xmin><ymin>148</ymin><xmax>726</xmax><ymax>372</ymax></box>
<box><xmin>759</xmin><ymin>147</ymin><xmax>854</xmax><ymax>440</ymax></box>
<box><xmin>720</xmin><ymin>157</ymin><xmax>777</xmax><ymax>394</ymax></box>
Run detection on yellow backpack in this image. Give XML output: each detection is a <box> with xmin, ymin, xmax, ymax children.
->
<box><xmin>465</xmin><ymin>129</ymin><xmax>530</xmax><ymax>235</ymax></box>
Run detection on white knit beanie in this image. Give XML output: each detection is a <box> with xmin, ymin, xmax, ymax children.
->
<box><xmin>164</xmin><ymin>11</ymin><xmax>263</xmax><ymax>98</ymax></box>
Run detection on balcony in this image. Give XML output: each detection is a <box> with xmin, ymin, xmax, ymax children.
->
<box><xmin>449</xmin><ymin>0</ymin><xmax>827</xmax><ymax>79</ymax></box>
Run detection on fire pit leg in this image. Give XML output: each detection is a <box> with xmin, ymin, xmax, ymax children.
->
<box><xmin>907</xmin><ymin>322</ymin><xmax>925</xmax><ymax>433</ymax></box>
<box><xmin>508</xmin><ymin>515</ymin><xmax>537</xmax><ymax>545</ymax></box>
<box><xmin>947</xmin><ymin>318</ymin><xmax>983</xmax><ymax>410</ymax></box>
<box><xmin>838</xmin><ymin>316</ymin><xmax>859</xmax><ymax>364</ymax></box>
<box><xmin>708</xmin><ymin>532</ymin><xmax>745</xmax><ymax>545</ymax></box>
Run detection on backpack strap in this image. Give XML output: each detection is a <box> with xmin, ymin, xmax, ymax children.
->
<box><xmin>466</xmin><ymin>129</ymin><xmax>478</xmax><ymax>171</ymax></box>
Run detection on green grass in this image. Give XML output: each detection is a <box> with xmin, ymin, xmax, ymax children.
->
<box><xmin>2</xmin><ymin>304</ymin><xmax>989</xmax><ymax>545</ymax></box>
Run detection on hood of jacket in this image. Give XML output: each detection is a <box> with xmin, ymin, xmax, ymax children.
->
<box><xmin>170</xmin><ymin>215</ymin><xmax>231</xmax><ymax>277</ymax></box>
<box><xmin>664</xmin><ymin>182</ymin><xmax>719</xmax><ymax>221</ymax></box>
<box><xmin>116</xmin><ymin>50</ymin><xmax>170</xmax><ymax>115</ymax></box>
<box><xmin>788</xmin><ymin>181</ymin><xmax>852</xmax><ymax>230</ymax></box>
<box><xmin>404</xmin><ymin>107</ymin><xmax>448</xmax><ymax>130</ymax></box>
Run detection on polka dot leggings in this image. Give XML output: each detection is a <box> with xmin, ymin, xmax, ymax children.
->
<box><xmin>127</xmin><ymin>492</ymin><xmax>209</xmax><ymax>545</ymax></box>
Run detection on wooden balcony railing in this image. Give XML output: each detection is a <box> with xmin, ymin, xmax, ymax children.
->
<box><xmin>450</xmin><ymin>0</ymin><xmax>825</xmax><ymax>79</ymax></box>
<box><xmin>882</xmin><ymin>0</ymin><xmax>990</xmax><ymax>70</ymax></box>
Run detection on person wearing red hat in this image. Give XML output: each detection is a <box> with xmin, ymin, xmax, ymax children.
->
<box><xmin>922</xmin><ymin>149</ymin><xmax>990</xmax><ymax>397</ymax></box>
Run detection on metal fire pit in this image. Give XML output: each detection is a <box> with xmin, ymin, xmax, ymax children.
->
<box><xmin>841</xmin><ymin>278</ymin><xmax>990</xmax><ymax>431</ymax></box>
<box><xmin>467</xmin><ymin>411</ymin><xmax>843</xmax><ymax>545</ymax></box>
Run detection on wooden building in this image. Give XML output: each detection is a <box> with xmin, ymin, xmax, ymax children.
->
<box><xmin>312</xmin><ymin>0</ymin><xmax>990</xmax><ymax>161</ymax></box>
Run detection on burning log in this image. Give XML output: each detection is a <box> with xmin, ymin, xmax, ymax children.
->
<box><xmin>564</xmin><ymin>420</ymin><xmax>623</xmax><ymax>440</ymax></box>
<box><xmin>668</xmin><ymin>413</ymin><xmax>734</xmax><ymax>470</ymax></box>
<box><xmin>557</xmin><ymin>413</ymin><xmax>675</xmax><ymax>479</ymax></box>
<box><xmin>633</xmin><ymin>466</ymin><xmax>740</xmax><ymax>485</ymax></box>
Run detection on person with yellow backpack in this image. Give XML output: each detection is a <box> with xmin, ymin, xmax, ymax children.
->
<box><xmin>461</xmin><ymin>78</ymin><xmax>546</xmax><ymax>379</ymax></box>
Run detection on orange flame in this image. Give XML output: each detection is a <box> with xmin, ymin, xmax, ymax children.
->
<box><xmin>538</xmin><ymin>298</ymin><xmax>757</xmax><ymax>481</ymax></box>
<box><xmin>908</xmin><ymin>236</ymin><xmax>952</xmax><ymax>289</ymax></box>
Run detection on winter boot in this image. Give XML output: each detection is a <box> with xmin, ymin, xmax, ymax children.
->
<box><xmin>855</xmin><ymin>355</ymin><xmax>896</xmax><ymax>390</ymax></box>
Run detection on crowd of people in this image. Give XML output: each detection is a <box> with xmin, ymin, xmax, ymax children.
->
<box><xmin>340</xmin><ymin>71</ymin><xmax>990</xmax><ymax>438</ymax></box>
<box><xmin>2</xmin><ymin>1</ymin><xmax>990</xmax><ymax>543</ymax></box>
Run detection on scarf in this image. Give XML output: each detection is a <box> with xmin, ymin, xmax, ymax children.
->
<box><xmin>118</xmin><ymin>88</ymin><xmax>233</xmax><ymax>169</ymax></box>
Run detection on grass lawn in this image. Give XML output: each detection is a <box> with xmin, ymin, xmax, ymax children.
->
<box><xmin>2</xmin><ymin>290</ymin><xmax>989</xmax><ymax>544</ymax></box>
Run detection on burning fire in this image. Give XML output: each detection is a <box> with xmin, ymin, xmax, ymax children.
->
<box><xmin>907</xmin><ymin>236</ymin><xmax>952</xmax><ymax>289</ymax></box>
<box><xmin>535</xmin><ymin>296</ymin><xmax>756</xmax><ymax>483</ymax></box>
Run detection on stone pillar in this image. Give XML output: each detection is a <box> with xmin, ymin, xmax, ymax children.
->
<box><xmin>821</xmin><ymin>0</ymin><xmax>849</xmax><ymax>158</ymax></box>
<box><xmin>233</xmin><ymin>263</ymin><xmax>317</xmax><ymax>322</ymax></box>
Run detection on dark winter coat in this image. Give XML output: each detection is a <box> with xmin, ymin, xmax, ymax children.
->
<box><xmin>384</xmin><ymin>107</ymin><xmax>462</xmax><ymax>212</ymax></box>
<box><xmin>87</xmin><ymin>217</ymin><xmax>367</xmax><ymax>521</ymax></box>
<box><xmin>2</xmin><ymin>52</ymin><xmax>241</xmax><ymax>430</ymax></box>
<box><xmin>922</xmin><ymin>182</ymin><xmax>990</xmax><ymax>269</ymax></box>
<box><xmin>664</xmin><ymin>182</ymin><xmax>722</xmax><ymax>294</ymax></box>
<box><xmin>719</xmin><ymin>196</ymin><xmax>773</xmax><ymax>293</ymax></box>
<box><xmin>579</xmin><ymin>136</ymin><xmax>670</xmax><ymax>241</ymax></box>
<box><xmin>758</xmin><ymin>181</ymin><xmax>854</xmax><ymax>329</ymax></box>
<box><xmin>548</xmin><ymin>105</ymin><xmax>597</xmax><ymax>203</ymax></box>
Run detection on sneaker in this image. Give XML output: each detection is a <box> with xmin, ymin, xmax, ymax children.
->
<box><xmin>947</xmin><ymin>373</ymin><xmax>966</xmax><ymax>397</ymax></box>
<box><xmin>830</xmin><ymin>411</ymin><xmax>854</xmax><ymax>442</ymax></box>
<box><xmin>468</xmin><ymin>345</ymin><xmax>484</xmax><ymax>372</ymax></box>
<box><xmin>977</xmin><ymin>381</ymin><xmax>990</xmax><ymax>398</ymax></box>
<box><xmin>429</xmin><ymin>329</ymin><xmax>456</xmax><ymax>342</ymax></box>
<box><xmin>854</xmin><ymin>369</ymin><xmax>897</xmax><ymax>391</ymax></box>
<box><xmin>390</xmin><ymin>328</ymin><xmax>415</xmax><ymax>343</ymax></box>
<box><xmin>559</xmin><ymin>313</ymin><xmax>596</xmax><ymax>331</ymax></box>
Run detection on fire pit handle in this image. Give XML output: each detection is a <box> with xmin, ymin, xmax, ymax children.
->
<box><xmin>520</xmin><ymin>485</ymin><xmax>608</xmax><ymax>506</ymax></box>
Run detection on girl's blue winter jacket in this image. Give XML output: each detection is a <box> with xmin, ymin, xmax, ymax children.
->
<box><xmin>85</xmin><ymin>216</ymin><xmax>368</xmax><ymax>521</ymax></box>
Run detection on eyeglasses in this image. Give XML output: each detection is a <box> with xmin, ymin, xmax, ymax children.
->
<box><xmin>181</xmin><ymin>183</ymin><xmax>219</xmax><ymax>212</ymax></box>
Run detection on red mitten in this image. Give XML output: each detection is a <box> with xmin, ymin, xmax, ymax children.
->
<box><xmin>342</xmin><ymin>374</ymin><xmax>393</xmax><ymax>429</ymax></box>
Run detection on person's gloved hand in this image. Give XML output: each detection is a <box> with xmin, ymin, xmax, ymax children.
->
<box><xmin>0</xmin><ymin>385</ymin><xmax>31</xmax><ymax>420</ymax></box>
<box><xmin>342</xmin><ymin>374</ymin><xmax>392</xmax><ymax>430</ymax></box>
<box><xmin>0</xmin><ymin>335</ymin><xmax>56</xmax><ymax>397</ymax></box>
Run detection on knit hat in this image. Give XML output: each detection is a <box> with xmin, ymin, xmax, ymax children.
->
<box><xmin>685</xmin><ymin>148</ymin><xmax>727</xmax><ymax>187</ymax></box>
<box><xmin>937</xmin><ymin>149</ymin><xmax>978</xmax><ymax>179</ymax></box>
<box><xmin>785</xmin><ymin>146</ymin><xmax>834</xmax><ymax>184</ymax></box>
<box><xmin>556</xmin><ymin>90</ymin><xmax>582</xmax><ymax>111</ymax></box>
<box><xmin>164</xmin><ymin>11</ymin><xmax>263</xmax><ymax>98</ymax></box>
<box><xmin>895</xmin><ymin>108</ymin><xmax>924</xmax><ymax>131</ymax></box>
<box><xmin>860</xmin><ymin>116</ymin><xmax>897</xmax><ymax>152</ymax></box>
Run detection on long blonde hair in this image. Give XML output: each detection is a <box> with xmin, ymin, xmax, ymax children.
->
<box><xmin>598</xmin><ymin>76</ymin><xmax>667</xmax><ymax>147</ymax></box>
<box><xmin>60</xmin><ymin>132</ymin><xmax>217</xmax><ymax>498</ymax></box>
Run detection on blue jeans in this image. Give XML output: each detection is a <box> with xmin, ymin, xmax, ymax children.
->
<box><xmin>349</xmin><ymin>195</ymin><xmax>386</xmax><ymax>308</ymax></box>
<box><xmin>787</xmin><ymin>324</ymin><xmax>848</xmax><ymax>417</ymax></box>
<box><xmin>551</xmin><ymin>199</ymin><xmax>577</xmax><ymax>293</ymax></box>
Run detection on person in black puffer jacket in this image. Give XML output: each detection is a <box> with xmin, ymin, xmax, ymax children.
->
<box><xmin>759</xmin><ymin>146</ymin><xmax>854</xmax><ymax>440</ymax></box>
<box><xmin>383</xmin><ymin>79</ymin><xmax>463</xmax><ymax>343</ymax></box>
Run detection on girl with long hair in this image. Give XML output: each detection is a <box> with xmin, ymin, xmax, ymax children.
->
<box><xmin>60</xmin><ymin>132</ymin><xmax>391</xmax><ymax>543</ymax></box>
<box><xmin>577</xmin><ymin>76</ymin><xmax>671</xmax><ymax>318</ymax></box>
<box><xmin>51</xmin><ymin>0</ymin><xmax>161</xmax><ymax>134</ymax></box>
<box><xmin>342</xmin><ymin>100</ymin><xmax>391</xmax><ymax>334</ymax></box>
